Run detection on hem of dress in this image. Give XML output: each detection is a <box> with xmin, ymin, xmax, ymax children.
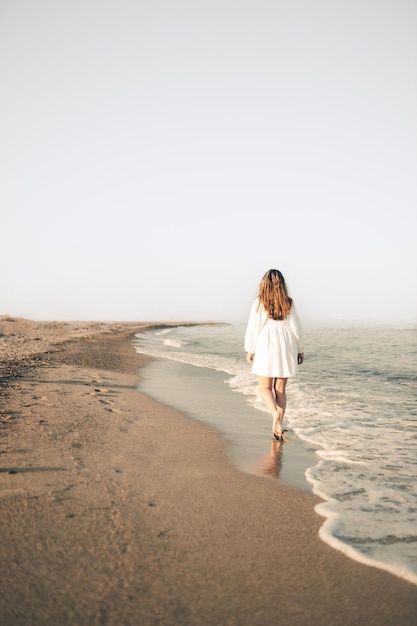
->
<box><xmin>251</xmin><ymin>368</ymin><xmax>297</xmax><ymax>378</ymax></box>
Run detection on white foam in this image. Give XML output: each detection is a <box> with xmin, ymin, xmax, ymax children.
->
<box><xmin>315</xmin><ymin>449</ymin><xmax>369</xmax><ymax>466</ymax></box>
<box><xmin>154</xmin><ymin>328</ymin><xmax>175</xmax><ymax>336</ymax></box>
<box><xmin>308</xmin><ymin>474</ymin><xmax>417</xmax><ymax>587</ymax></box>
<box><xmin>163</xmin><ymin>339</ymin><xmax>183</xmax><ymax>348</ymax></box>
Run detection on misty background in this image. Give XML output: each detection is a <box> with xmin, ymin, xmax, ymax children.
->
<box><xmin>1</xmin><ymin>0</ymin><xmax>416</xmax><ymax>324</ymax></box>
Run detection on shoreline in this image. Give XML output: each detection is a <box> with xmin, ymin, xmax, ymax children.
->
<box><xmin>134</xmin><ymin>352</ymin><xmax>318</xmax><ymax>493</ymax></box>
<box><xmin>0</xmin><ymin>319</ymin><xmax>416</xmax><ymax>625</ymax></box>
<box><xmin>132</xmin><ymin>331</ymin><xmax>417</xmax><ymax>587</ymax></box>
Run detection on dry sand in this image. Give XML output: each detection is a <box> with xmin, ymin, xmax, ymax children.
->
<box><xmin>0</xmin><ymin>317</ymin><xmax>416</xmax><ymax>626</ymax></box>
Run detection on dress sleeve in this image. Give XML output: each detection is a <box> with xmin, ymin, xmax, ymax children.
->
<box><xmin>288</xmin><ymin>301</ymin><xmax>304</xmax><ymax>353</ymax></box>
<box><xmin>244</xmin><ymin>298</ymin><xmax>262</xmax><ymax>353</ymax></box>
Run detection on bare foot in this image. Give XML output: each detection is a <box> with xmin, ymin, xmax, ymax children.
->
<box><xmin>272</xmin><ymin>410</ymin><xmax>284</xmax><ymax>437</ymax></box>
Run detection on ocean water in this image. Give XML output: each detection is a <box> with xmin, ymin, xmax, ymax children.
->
<box><xmin>133</xmin><ymin>322</ymin><xmax>417</xmax><ymax>586</ymax></box>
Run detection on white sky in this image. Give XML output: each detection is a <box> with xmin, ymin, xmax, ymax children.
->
<box><xmin>1</xmin><ymin>0</ymin><xmax>416</xmax><ymax>324</ymax></box>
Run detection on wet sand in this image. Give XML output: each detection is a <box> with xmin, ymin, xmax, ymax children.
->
<box><xmin>0</xmin><ymin>318</ymin><xmax>416</xmax><ymax>625</ymax></box>
<box><xmin>136</xmin><ymin>356</ymin><xmax>318</xmax><ymax>492</ymax></box>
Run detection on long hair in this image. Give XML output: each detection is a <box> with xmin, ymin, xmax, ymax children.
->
<box><xmin>257</xmin><ymin>269</ymin><xmax>293</xmax><ymax>320</ymax></box>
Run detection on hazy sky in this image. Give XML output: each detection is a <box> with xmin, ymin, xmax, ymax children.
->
<box><xmin>1</xmin><ymin>0</ymin><xmax>416</xmax><ymax>324</ymax></box>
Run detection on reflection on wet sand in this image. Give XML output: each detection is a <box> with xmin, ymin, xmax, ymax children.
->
<box><xmin>255</xmin><ymin>434</ymin><xmax>287</xmax><ymax>479</ymax></box>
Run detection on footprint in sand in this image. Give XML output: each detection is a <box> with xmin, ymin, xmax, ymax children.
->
<box><xmin>94</xmin><ymin>388</ymin><xmax>116</xmax><ymax>404</ymax></box>
<box><xmin>91</xmin><ymin>387</ymin><xmax>131</xmax><ymax>417</ymax></box>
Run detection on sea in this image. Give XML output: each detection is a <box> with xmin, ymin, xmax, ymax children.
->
<box><xmin>132</xmin><ymin>321</ymin><xmax>417</xmax><ymax>586</ymax></box>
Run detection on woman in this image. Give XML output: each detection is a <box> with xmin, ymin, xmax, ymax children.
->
<box><xmin>244</xmin><ymin>269</ymin><xmax>304</xmax><ymax>442</ymax></box>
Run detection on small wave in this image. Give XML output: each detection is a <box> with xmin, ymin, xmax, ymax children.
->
<box><xmin>164</xmin><ymin>339</ymin><xmax>183</xmax><ymax>348</ymax></box>
<box><xmin>314</xmin><ymin>502</ymin><xmax>417</xmax><ymax>586</ymax></box>
<box><xmin>133</xmin><ymin>343</ymin><xmax>236</xmax><ymax>374</ymax></box>
<box><xmin>316</xmin><ymin>450</ymin><xmax>369</xmax><ymax>466</ymax></box>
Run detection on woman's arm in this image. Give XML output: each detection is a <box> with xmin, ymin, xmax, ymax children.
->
<box><xmin>244</xmin><ymin>298</ymin><xmax>262</xmax><ymax>354</ymax></box>
<box><xmin>289</xmin><ymin>301</ymin><xmax>304</xmax><ymax>355</ymax></box>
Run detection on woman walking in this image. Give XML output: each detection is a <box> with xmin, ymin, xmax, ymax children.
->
<box><xmin>244</xmin><ymin>269</ymin><xmax>304</xmax><ymax>442</ymax></box>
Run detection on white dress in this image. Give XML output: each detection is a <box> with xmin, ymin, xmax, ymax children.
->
<box><xmin>244</xmin><ymin>297</ymin><xmax>304</xmax><ymax>378</ymax></box>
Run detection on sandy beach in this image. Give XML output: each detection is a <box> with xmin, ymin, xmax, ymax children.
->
<box><xmin>0</xmin><ymin>317</ymin><xmax>416</xmax><ymax>626</ymax></box>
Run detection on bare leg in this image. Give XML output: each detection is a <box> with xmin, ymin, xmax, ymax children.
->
<box><xmin>273</xmin><ymin>377</ymin><xmax>288</xmax><ymax>433</ymax></box>
<box><xmin>257</xmin><ymin>376</ymin><xmax>277</xmax><ymax>419</ymax></box>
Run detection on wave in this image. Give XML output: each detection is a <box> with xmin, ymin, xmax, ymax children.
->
<box><xmin>163</xmin><ymin>339</ymin><xmax>183</xmax><ymax>348</ymax></box>
<box><xmin>154</xmin><ymin>328</ymin><xmax>175</xmax><ymax>336</ymax></box>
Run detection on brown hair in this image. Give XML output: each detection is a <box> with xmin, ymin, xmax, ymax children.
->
<box><xmin>257</xmin><ymin>269</ymin><xmax>293</xmax><ymax>320</ymax></box>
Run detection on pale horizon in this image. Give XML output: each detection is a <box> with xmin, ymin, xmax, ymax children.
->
<box><xmin>1</xmin><ymin>1</ymin><xmax>416</xmax><ymax>325</ymax></box>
